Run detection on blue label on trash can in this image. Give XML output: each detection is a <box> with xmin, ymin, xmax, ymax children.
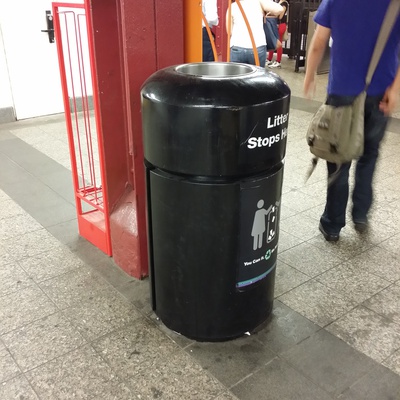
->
<box><xmin>237</xmin><ymin>168</ymin><xmax>283</xmax><ymax>288</ymax></box>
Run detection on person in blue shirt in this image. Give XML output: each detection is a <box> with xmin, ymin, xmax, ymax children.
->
<box><xmin>304</xmin><ymin>0</ymin><xmax>400</xmax><ymax>241</ymax></box>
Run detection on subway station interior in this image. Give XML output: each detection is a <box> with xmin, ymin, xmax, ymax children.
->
<box><xmin>0</xmin><ymin>0</ymin><xmax>400</xmax><ymax>399</ymax></box>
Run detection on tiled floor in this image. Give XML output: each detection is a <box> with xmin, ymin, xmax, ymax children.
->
<box><xmin>1</xmin><ymin>57</ymin><xmax>400</xmax><ymax>399</ymax></box>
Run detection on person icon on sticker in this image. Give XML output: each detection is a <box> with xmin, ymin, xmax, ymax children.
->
<box><xmin>251</xmin><ymin>199</ymin><xmax>270</xmax><ymax>250</ymax></box>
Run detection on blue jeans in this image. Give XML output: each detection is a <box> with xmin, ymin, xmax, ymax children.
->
<box><xmin>320</xmin><ymin>94</ymin><xmax>389</xmax><ymax>234</ymax></box>
<box><xmin>230</xmin><ymin>45</ymin><xmax>266</xmax><ymax>67</ymax></box>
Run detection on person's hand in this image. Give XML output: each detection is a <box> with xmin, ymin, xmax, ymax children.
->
<box><xmin>379</xmin><ymin>85</ymin><xmax>399</xmax><ymax>116</ymax></box>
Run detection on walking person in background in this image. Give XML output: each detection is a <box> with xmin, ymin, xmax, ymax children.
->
<box><xmin>304</xmin><ymin>0</ymin><xmax>400</xmax><ymax>242</ymax></box>
<box><xmin>266</xmin><ymin>0</ymin><xmax>289</xmax><ymax>68</ymax></box>
<box><xmin>226</xmin><ymin>0</ymin><xmax>283</xmax><ymax>67</ymax></box>
<box><xmin>202</xmin><ymin>0</ymin><xmax>219</xmax><ymax>61</ymax></box>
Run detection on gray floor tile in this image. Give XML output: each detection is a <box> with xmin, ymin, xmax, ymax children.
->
<box><xmin>26</xmin><ymin>201</ymin><xmax>77</xmax><ymax>228</ymax></box>
<box><xmin>0</xmin><ymin>375</ymin><xmax>39</xmax><ymax>400</ymax></box>
<box><xmin>231</xmin><ymin>357</ymin><xmax>333</xmax><ymax>400</ymax></box>
<box><xmin>0</xmin><ymin>229</ymin><xmax>61</xmax><ymax>260</ymax></box>
<box><xmin>274</xmin><ymin>260</ymin><xmax>310</xmax><ymax>297</ymax></box>
<box><xmin>281</xmin><ymin>170</ymin><xmax>305</xmax><ymax>193</ymax></box>
<box><xmin>384</xmin><ymin>349</ymin><xmax>400</xmax><ymax>375</ymax></box>
<box><xmin>278</xmin><ymin>280</ymin><xmax>356</xmax><ymax>327</ymax></box>
<box><xmin>2</xmin><ymin>312</ymin><xmax>87</xmax><ymax>371</ymax></box>
<box><xmin>0</xmin><ymin>213</ymin><xmax>43</xmax><ymax>240</ymax></box>
<box><xmin>17</xmin><ymin>244</ymin><xmax>84</xmax><ymax>283</ymax></box>
<box><xmin>36</xmin><ymin>169</ymin><xmax>75</xmax><ymax>205</ymax></box>
<box><xmin>93</xmin><ymin>319</ymin><xmax>226</xmax><ymax>399</ymax></box>
<box><xmin>0</xmin><ymin>136</ymin><xmax>65</xmax><ymax>177</ymax></box>
<box><xmin>186</xmin><ymin>336</ymin><xmax>275</xmax><ymax>388</ymax></box>
<box><xmin>148</xmin><ymin>312</ymin><xmax>195</xmax><ymax>348</ymax></box>
<box><xmin>378</xmin><ymin>233</ymin><xmax>400</xmax><ymax>257</ymax></box>
<box><xmin>363</xmin><ymin>284</ymin><xmax>400</xmax><ymax>326</ymax></box>
<box><xmin>66</xmin><ymin>237</ymin><xmax>134</xmax><ymax>289</ymax></box>
<box><xmin>92</xmin><ymin>318</ymin><xmax>185</xmax><ymax>375</ymax></box>
<box><xmin>128</xmin><ymin>349</ymin><xmax>226</xmax><ymax>400</ymax></box>
<box><xmin>117</xmin><ymin>277</ymin><xmax>153</xmax><ymax>316</ymax></box>
<box><xmin>1</xmin><ymin>173</ymin><xmax>76</xmax><ymax>228</ymax></box>
<box><xmin>62</xmin><ymin>290</ymin><xmax>141</xmax><ymax>341</ymax></box>
<box><xmin>253</xmin><ymin>300</ymin><xmax>320</xmax><ymax>354</ymax></box>
<box><xmin>298</xmin><ymin>178</ymin><xmax>327</xmax><ymax>199</ymax></box>
<box><xmin>38</xmin><ymin>267</ymin><xmax>113</xmax><ymax>310</ymax></box>
<box><xmin>307</xmin><ymin>231</ymin><xmax>374</xmax><ymax>261</ymax></box>
<box><xmin>0</xmin><ymin>153</ymin><xmax>33</xmax><ymax>186</ymax></box>
<box><xmin>370</xmin><ymin>202</ymin><xmax>400</xmax><ymax>232</ymax></box>
<box><xmin>327</xmin><ymin>306</ymin><xmax>400</xmax><ymax>364</ymax></box>
<box><xmin>278</xmin><ymin>242</ymin><xmax>342</xmax><ymax>277</ymax></box>
<box><xmin>26</xmin><ymin>345</ymin><xmax>134</xmax><ymax>400</ymax></box>
<box><xmin>0</xmin><ymin>198</ymin><xmax>25</xmax><ymax>218</ymax></box>
<box><xmin>341</xmin><ymin>246</ymin><xmax>400</xmax><ymax>283</ymax></box>
<box><xmin>215</xmin><ymin>391</ymin><xmax>240</xmax><ymax>400</ymax></box>
<box><xmin>281</xmin><ymin>329</ymin><xmax>378</xmax><ymax>396</ymax></box>
<box><xmin>276</xmin><ymin>229</ymin><xmax>304</xmax><ymax>252</ymax></box>
<box><xmin>375</xmin><ymin>181</ymin><xmax>400</xmax><ymax>205</ymax></box>
<box><xmin>0</xmin><ymin>188</ymin><xmax>10</xmax><ymax>201</ymax></box>
<box><xmin>279</xmin><ymin>214</ymin><xmax>321</xmax><ymax>241</ymax></box>
<box><xmin>0</xmin><ymin>243</ymin><xmax>14</xmax><ymax>266</ymax></box>
<box><xmin>45</xmin><ymin>218</ymin><xmax>80</xmax><ymax>244</ymax></box>
<box><xmin>316</xmin><ymin>263</ymin><xmax>391</xmax><ymax>303</ymax></box>
<box><xmin>0</xmin><ymin>285</ymin><xmax>57</xmax><ymax>335</ymax></box>
<box><xmin>0</xmin><ymin>341</ymin><xmax>21</xmax><ymax>383</ymax></box>
<box><xmin>279</xmin><ymin>202</ymin><xmax>299</xmax><ymax>221</ymax></box>
<box><xmin>338</xmin><ymin>363</ymin><xmax>400</xmax><ymax>400</ymax></box>
<box><xmin>0</xmin><ymin>261</ymin><xmax>34</xmax><ymax>297</ymax></box>
<box><xmin>282</xmin><ymin>189</ymin><xmax>325</xmax><ymax>213</ymax></box>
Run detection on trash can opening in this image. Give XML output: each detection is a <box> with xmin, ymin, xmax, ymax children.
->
<box><xmin>175</xmin><ymin>62</ymin><xmax>257</xmax><ymax>78</ymax></box>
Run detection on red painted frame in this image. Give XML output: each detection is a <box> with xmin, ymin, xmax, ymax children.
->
<box><xmin>52</xmin><ymin>2</ymin><xmax>112</xmax><ymax>256</ymax></box>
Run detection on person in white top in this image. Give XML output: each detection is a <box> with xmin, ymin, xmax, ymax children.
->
<box><xmin>226</xmin><ymin>0</ymin><xmax>283</xmax><ymax>66</ymax></box>
<box><xmin>202</xmin><ymin>0</ymin><xmax>219</xmax><ymax>61</ymax></box>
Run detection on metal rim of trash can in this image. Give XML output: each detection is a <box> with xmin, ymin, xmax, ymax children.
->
<box><xmin>174</xmin><ymin>62</ymin><xmax>257</xmax><ymax>79</ymax></box>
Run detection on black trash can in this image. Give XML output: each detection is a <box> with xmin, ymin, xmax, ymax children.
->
<box><xmin>141</xmin><ymin>62</ymin><xmax>290</xmax><ymax>341</ymax></box>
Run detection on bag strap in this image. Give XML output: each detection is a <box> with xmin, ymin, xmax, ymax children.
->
<box><xmin>365</xmin><ymin>0</ymin><xmax>400</xmax><ymax>88</ymax></box>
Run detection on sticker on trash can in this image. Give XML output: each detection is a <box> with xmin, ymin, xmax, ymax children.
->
<box><xmin>237</xmin><ymin>169</ymin><xmax>283</xmax><ymax>288</ymax></box>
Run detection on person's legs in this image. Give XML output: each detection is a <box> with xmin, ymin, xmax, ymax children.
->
<box><xmin>202</xmin><ymin>27</ymin><xmax>214</xmax><ymax>62</ymax></box>
<box><xmin>230</xmin><ymin>46</ymin><xmax>247</xmax><ymax>63</ymax></box>
<box><xmin>269</xmin><ymin>24</ymin><xmax>284</xmax><ymax>68</ymax></box>
<box><xmin>233</xmin><ymin>46</ymin><xmax>266</xmax><ymax>67</ymax></box>
<box><xmin>352</xmin><ymin>95</ymin><xmax>388</xmax><ymax>223</ymax></box>
<box><xmin>256</xmin><ymin>45</ymin><xmax>267</xmax><ymax>67</ymax></box>
<box><xmin>319</xmin><ymin>95</ymin><xmax>358</xmax><ymax>237</ymax></box>
<box><xmin>275</xmin><ymin>23</ymin><xmax>286</xmax><ymax>63</ymax></box>
<box><xmin>320</xmin><ymin>162</ymin><xmax>352</xmax><ymax>235</ymax></box>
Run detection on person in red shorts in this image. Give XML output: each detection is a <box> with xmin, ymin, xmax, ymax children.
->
<box><xmin>266</xmin><ymin>0</ymin><xmax>289</xmax><ymax>68</ymax></box>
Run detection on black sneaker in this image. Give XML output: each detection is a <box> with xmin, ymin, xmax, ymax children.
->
<box><xmin>319</xmin><ymin>223</ymin><xmax>339</xmax><ymax>242</ymax></box>
<box><xmin>354</xmin><ymin>220</ymin><xmax>368</xmax><ymax>233</ymax></box>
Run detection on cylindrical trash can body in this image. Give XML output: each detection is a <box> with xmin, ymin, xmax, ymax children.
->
<box><xmin>142</xmin><ymin>62</ymin><xmax>290</xmax><ymax>341</ymax></box>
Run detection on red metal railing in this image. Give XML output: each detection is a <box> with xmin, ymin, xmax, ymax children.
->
<box><xmin>52</xmin><ymin>2</ymin><xmax>112</xmax><ymax>255</ymax></box>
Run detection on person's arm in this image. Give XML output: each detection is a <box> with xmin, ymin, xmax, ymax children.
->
<box><xmin>278</xmin><ymin>1</ymin><xmax>287</xmax><ymax>20</ymax></box>
<box><xmin>303</xmin><ymin>24</ymin><xmax>331</xmax><ymax>98</ymax></box>
<box><xmin>380</xmin><ymin>66</ymin><xmax>400</xmax><ymax>115</ymax></box>
<box><xmin>260</xmin><ymin>0</ymin><xmax>284</xmax><ymax>16</ymax></box>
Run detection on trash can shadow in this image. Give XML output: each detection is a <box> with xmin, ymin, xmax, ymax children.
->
<box><xmin>141</xmin><ymin>62</ymin><xmax>290</xmax><ymax>342</ymax></box>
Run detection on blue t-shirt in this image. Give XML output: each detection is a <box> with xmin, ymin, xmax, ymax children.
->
<box><xmin>315</xmin><ymin>0</ymin><xmax>400</xmax><ymax>96</ymax></box>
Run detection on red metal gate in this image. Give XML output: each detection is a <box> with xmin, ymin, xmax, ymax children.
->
<box><xmin>52</xmin><ymin>2</ymin><xmax>112</xmax><ymax>256</ymax></box>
